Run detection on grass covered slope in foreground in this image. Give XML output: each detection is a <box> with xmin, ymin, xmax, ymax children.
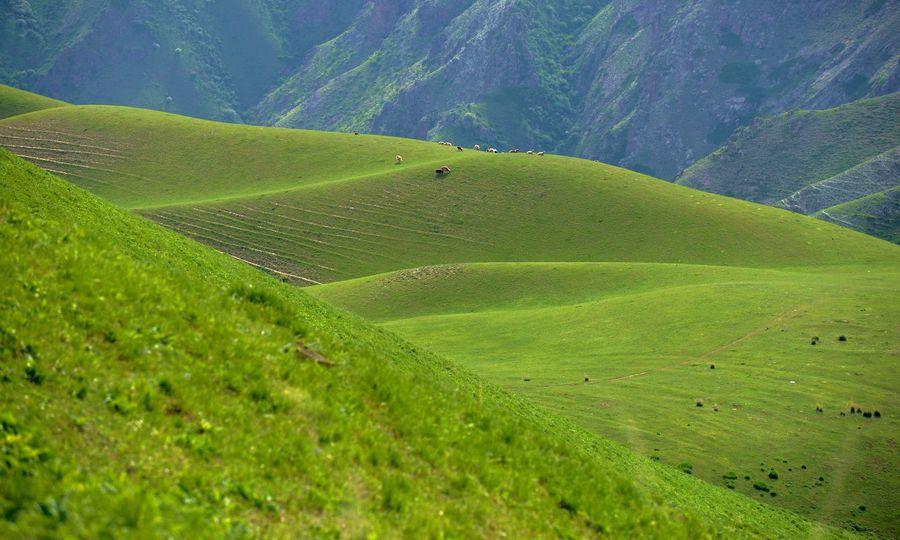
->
<box><xmin>0</xmin><ymin>150</ymin><xmax>844</xmax><ymax>537</ymax></box>
<box><xmin>310</xmin><ymin>261</ymin><xmax>900</xmax><ymax>535</ymax></box>
<box><xmin>0</xmin><ymin>84</ymin><xmax>67</xmax><ymax>120</ymax></box>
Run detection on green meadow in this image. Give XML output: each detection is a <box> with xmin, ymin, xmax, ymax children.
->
<box><xmin>1</xmin><ymin>95</ymin><xmax>897</xmax><ymax>536</ymax></box>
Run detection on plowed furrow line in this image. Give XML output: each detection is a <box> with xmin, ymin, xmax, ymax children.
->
<box><xmin>240</xmin><ymin>204</ymin><xmax>442</xmax><ymax>248</ymax></box>
<box><xmin>0</xmin><ymin>130</ymin><xmax>123</xmax><ymax>152</ymax></box>
<box><xmin>187</xmin><ymin>207</ymin><xmax>368</xmax><ymax>264</ymax></box>
<box><xmin>40</xmin><ymin>168</ymin><xmax>115</xmax><ymax>186</ymax></box>
<box><xmin>14</xmin><ymin>154</ymin><xmax>156</xmax><ymax>182</ymax></box>
<box><xmin>335</xmin><ymin>202</ymin><xmax>446</xmax><ymax>228</ymax></box>
<box><xmin>220</xmin><ymin>251</ymin><xmax>321</xmax><ymax>285</ymax></box>
<box><xmin>272</xmin><ymin>202</ymin><xmax>489</xmax><ymax>246</ymax></box>
<box><xmin>0</xmin><ymin>143</ymin><xmax>124</xmax><ymax>159</ymax></box>
<box><xmin>209</xmin><ymin>207</ymin><xmax>408</xmax><ymax>265</ymax></box>
<box><xmin>151</xmin><ymin>211</ymin><xmax>340</xmax><ymax>273</ymax></box>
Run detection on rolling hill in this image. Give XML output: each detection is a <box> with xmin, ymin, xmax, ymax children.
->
<box><xmin>0</xmin><ymin>84</ymin><xmax>66</xmax><ymax>120</ymax></box>
<box><xmin>0</xmin><ymin>148</ymin><xmax>846</xmax><ymax>538</ymax></box>
<box><xmin>678</xmin><ymin>93</ymin><xmax>900</xmax><ymax>241</ymax></box>
<box><xmin>1</xmin><ymin>99</ymin><xmax>898</xmax><ymax>535</ymax></box>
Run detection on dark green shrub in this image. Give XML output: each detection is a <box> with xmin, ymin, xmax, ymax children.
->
<box><xmin>753</xmin><ymin>481</ymin><xmax>769</xmax><ymax>492</ymax></box>
<box><xmin>23</xmin><ymin>364</ymin><xmax>43</xmax><ymax>385</ymax></box>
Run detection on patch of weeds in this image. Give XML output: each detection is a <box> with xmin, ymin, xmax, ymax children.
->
<box><xmin>249</xmin><ymin>385</ymin><xmax>289</xmax><ymax>413</ymax></box>
<box><xmin>677</xmin><ymin>463</ymin><xmax>693</xmax><ymax>475</ymax></box>
<box><xmin>23</xmin><ymin>363</ymin><xmax>44</xmax><ymax>385</ymax></box>
<box><xmin>158</xmin><ymin>378</ymin><xmax>175</xmax><ymax>396</ymax></box>
<box><xmin>558</xmin><ymin>498</ymin><xmax>577</xmax><ymax>514</ymax></box>
<box><xmin>104</xmin><ymin>390</ymin><xmax>134</xmax><ymax>415</ymax></box>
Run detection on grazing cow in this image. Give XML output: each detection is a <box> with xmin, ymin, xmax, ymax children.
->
<box><xmin>457</xmin><ymin>146</ymin><xmax>463</xmax><ymax>151</ymax></box>
<box><xmin>488</xmin><ymin>148</ymin><xmax>498</xmax><ymax>153</ymax></box>
<box><xmin>441</xmin><ymin>166</ymin><xmax>451</xmax><ymax>174</ymax></box>
<box><xmin>527</xmin><ymin>150</ymin><xmax>534</xmax><ymax>155</ymax></box>
<box><xmin>396</xmin><ymin>155</ymin><xmax>403</xmax><ymax>163</ymax></box>
<box><xmin>435</xmin><ymin>168</ymin><xmax>444</xmax><ymax>175</ymax></box>
<box><xmin>537</xmin><ymin>151</ymin><xmax>545</xmax><ymax>156</ymax></box>
<box><xmin>353</xmin><ymin>131</ymin><xmax>359</xmax><ymax>135</ymax></box>
<box><xmin>510</xmin><ymin>148</ymin><xmax>520</xmax><ymax>153</ymax></box>
<box><xmin>474</xmin><ymin>144</ymin><xmax>481</xmax><ymax>150</ymax></box>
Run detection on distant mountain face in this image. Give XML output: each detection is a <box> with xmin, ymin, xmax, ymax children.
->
<box><xmin>678</xmin><ymin>93</ymin><xmax>900</xmax><ymax>242</ymax></box>
<box><xmin>2</xmin><ymin>0</ymin><xmax>898</xmax><ymax>180</ymax></box>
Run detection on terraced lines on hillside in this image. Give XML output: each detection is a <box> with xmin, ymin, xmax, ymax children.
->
<box><xmin>0</xmin><ymin>123</ymin><xmax>148</xmax><ymax>194</ymax></box>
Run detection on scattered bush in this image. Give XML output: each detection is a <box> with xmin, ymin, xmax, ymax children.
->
<box><xmin>838</xmin><ymin>335</ymin><xmax>847</xmax><ymax>342</ymax></box>
<box><xmin>158</xmin><ymin>378</ymin><xmax>175</xmax><ymax>396</ymax></box>
<box><xmin>23</xmin><ymin>363</ymin><xmax>43</xmax><ymax>385</ymax></box>
<box><xmin>753</xmin><ymin>481</ymin><xmax>770</xmax><ymax>492</ymax></box>
<box><xmin>768</xmin><ymin>471</ymin><xmax>779</xmax><ymax>480</ymax></box>
<box><xmin>677</xmin><ymin>462</ymin><xmax>693</xmax><ymax>474</ymax></box>
<box><xmin>874</xmin><ymin>410</ymin><xmax>881</xmax><ymax>418</ymax></box>
<box><xmin>695</xmin><ymin>400</ymin><xmax>704</xmax><ymax>408</ymax></box>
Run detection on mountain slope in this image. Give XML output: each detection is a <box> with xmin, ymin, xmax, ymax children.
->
<box><xmin>780</xmin><ymin>147</ymin><xmax>899</xmax><ymax>215</ymax></box>
<box><xmin>3</xmin><ymin>2</ymin><xmax>898</xmax><ymax>179</ymax></box>
<box><xmin>678</xmin><ymin>94</ymin><xmax>900</xmax><ymax>203</ymax></box>
<box><xmin>1</xmin><ymin>98</ymin><xmax>897</xmax><ymax>535</ymax></box>
<box><xmin>0</xmin><ymin>1</ymin><xmax>366</xmax><ymax>122</ymax></box>
<box><xmin>818</xmin><ymin>186</ymin><xmax>900</xmax><ymax>243</ymax></box>
<box><xmin>0</xmin><ymin>84</ymin><xmax>66</xmax><ymax>120</ymax></box>
<box><xmin>677</xmin><ymin>93</ymin><xmax>899</xmax><ymax>241</ymax></box>
<box><xmin>3</xmin><ymin>147</ymin><xmax>840</xmax><ymax>538</ymax></box>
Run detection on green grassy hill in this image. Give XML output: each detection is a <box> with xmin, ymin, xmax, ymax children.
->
<box><xmin>1</xmin><ymin>149</ymin><xmax>846</xmax><ymax>538</ymax></box>
<box><xmin>0</xmin><ymin>84</ymin><xmax>67</xmax><ymax>120</ymax></box>
<box><xmin>310</xmin><ymin>262</ymin><xmax>899</xmax><ymax>535</ymax></box>
<box><xmin>817</xmin><ymin>186</ymin><xmax>900</xmax><ymax>244</ymax></box>
<box><xmin>2</xmin><ymin>100</ymin><xmax>897</xmax><ymax>535</ymax></box>
<box><xmin>1</xmin><ymin>105</ymin><xmax>896</xmax><ymax>283</ymax></box>
<box><xmin>677</xmin><ymin>93</ymin><xmax>899</xmax><ymax>241</ymax></box>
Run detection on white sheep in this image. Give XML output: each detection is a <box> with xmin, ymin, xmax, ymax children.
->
<box><xmin>396</xmin><ymin>155</ymin><xmax>403</xmax><ymax>163</ymax></box>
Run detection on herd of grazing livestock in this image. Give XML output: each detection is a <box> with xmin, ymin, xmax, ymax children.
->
<box><xmin>390</xmin><ymin>139</ymin><xmax>545</xmax><ymax>177</ymax></box>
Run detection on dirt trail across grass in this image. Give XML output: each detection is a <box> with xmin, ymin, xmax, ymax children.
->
<box><xmin>609</xmin><ymin>303</ymin><xmax>812</xmax><ymax>382</ymax></box>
